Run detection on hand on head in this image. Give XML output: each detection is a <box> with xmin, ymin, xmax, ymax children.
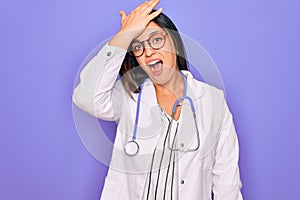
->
<box><xmin>109</xmin><ymin>0</ymin><xmax>163</xmax><ymax>49</ymax></box>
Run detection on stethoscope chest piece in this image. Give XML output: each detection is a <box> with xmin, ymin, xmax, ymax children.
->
<box><xmin>124</xmin><ymin>140</ymin><xmax>139</xmax><ymax>156</ymax></box>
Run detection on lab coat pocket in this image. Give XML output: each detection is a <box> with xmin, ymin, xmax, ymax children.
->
<box><xmin>100</xmin><ymin>177</ymin><xmax>122</xmax><ymax>200</ymax></box>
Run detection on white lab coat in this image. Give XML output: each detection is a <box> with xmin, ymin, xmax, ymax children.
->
<box><xmin>73</xmin><ymin>43</ymin><xmax>243</xmax><ymax>200</ymax></box>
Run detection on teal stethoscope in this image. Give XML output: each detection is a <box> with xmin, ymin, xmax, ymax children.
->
<box><xmin>124</xmin><ymin>72</ymin><xmax>200</xmax><ymax>156</ymax></box>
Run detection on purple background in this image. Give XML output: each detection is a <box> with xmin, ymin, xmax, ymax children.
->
<box><xmin>1</xmin><ymin>0</ymin><xmax>299</xmax><ymax>199</ymax></box>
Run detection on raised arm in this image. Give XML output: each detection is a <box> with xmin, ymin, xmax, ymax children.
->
<box><xmin>72</xmin><ymin>0</ymin><xmax>163</xmax><ymax>121</ymax></box>
<box><xmin>72</xmin><ymin>44</ymin><xmax>127</xmax><ymax>120</ymax></box>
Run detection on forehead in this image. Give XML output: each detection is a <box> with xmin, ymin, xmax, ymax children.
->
<box><xmin>136</xmin><ymin>22</ymin><xmax>165</xmax><ymax>41</ymax></box>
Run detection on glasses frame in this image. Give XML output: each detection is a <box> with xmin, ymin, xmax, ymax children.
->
<box><xmin>129</xmin><ymin>32</ymin><xmax>168</xmax><ymax>57</ymax></box>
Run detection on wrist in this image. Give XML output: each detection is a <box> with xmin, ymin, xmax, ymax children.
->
<box><xmin>108</xmin><ymin>30</ymin><xmax>134</xmax><ymax>50</ymax></box>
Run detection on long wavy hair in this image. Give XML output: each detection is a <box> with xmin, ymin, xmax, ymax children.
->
<box><xmin>119</xmin><ymin>11</ymin><xmax>189</xmax><ymax>97</ymax></box>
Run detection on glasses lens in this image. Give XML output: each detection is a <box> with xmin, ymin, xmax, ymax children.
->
<box><xmin>149</xmin><ymin>33</ymin><xmax>165</xmax><ymax>49</ymax></box>
<box><xmin>129</xmin><ymin>32</ymin><xmax>166</xmax><ymax>57</ymax></box>
<box><xmin>131</xmin><ymin>42</ymin><xmax>143</xmax><ymax>57</ymax></box>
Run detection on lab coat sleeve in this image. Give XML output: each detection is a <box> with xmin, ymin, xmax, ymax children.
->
<box><xmin>212</xmin><ymin>98</ymin><xmax>243</xmax><ymax>200</ymax></box>
<box><xmin>72</xmin><ymin>43</ymin><xmax>127</xmax><ymax>121</ymax></box>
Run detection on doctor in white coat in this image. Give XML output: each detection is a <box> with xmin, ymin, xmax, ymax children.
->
<box><xmin>73</xmin><ymin>0</ymin><xmax>243</xmax><ymax>199</ymax></box>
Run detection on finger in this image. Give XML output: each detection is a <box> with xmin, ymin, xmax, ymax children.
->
<box><xmin>139</xmin><ymin>0</ymin><xmax>160</xmax><ymax>14</ymax></box>
<box><xmin>119</xmin><ymin>10</ymin><xmax>127</xmax><ymax>22</ymax></box>
<box><xmin>146</xmin><ymin>0</ymin><xmax>161</xmax><ymax>11</ymax></box>
<box><xmin>135</xmin><ymin>1</ymin><xmax>150</xmax><ymax>11</ymax></box>
<box><xmin>148</xmin><ymin>7</ymin><xmax>163</xmax><ymax>20</ymax></box>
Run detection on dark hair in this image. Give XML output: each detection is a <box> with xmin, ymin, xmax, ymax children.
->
<box><xmin>119</xmin><ymin>11</ymin><xmax>189</xmax><ymax>96</ymax></box>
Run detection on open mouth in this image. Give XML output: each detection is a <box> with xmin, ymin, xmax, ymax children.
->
<box><xmin>147</xmin><ymin>59</ymin><xmax>163</xmax><ymax>75</ymax></box>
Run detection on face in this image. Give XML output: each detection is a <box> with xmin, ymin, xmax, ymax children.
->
<box><xmin>132</xmin><ymin>22</ymin><xmax>178</xmax><ymax>85</ymax></box>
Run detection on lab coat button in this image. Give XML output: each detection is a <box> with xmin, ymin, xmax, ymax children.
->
<box><xmin>107</xmin><ymin>51</ymin><xmax>112</xmax><ymax>56</ymax></box>
<box><xmin>180</xmin><ymin>180</ymin><xmax>184</xmax><ymax>184</ymax></box>
<box><xmin>180</xmin><ymin>143</ymin><xmax>184</xmax><ymax>148</ymax></box>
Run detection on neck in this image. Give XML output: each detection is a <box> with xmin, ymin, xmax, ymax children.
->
<box><xmin>154</xmin><ymin>71</ymin><xmax>185</xmax><ymax>98</ymax></box>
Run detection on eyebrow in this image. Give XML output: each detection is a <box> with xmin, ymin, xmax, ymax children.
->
<box><xmin>133</xmin><ymin>31</ymin><xmax>162</xmax><ymax>43</ymax></box>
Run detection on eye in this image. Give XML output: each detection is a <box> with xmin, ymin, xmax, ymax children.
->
<box><xmin>132</xmin><ymin>43</ymin><xmax>142</xmax><ymax>51</ymax></box>
<box><xmin>152</xmin><ymin>36</ymin><xmax>163</xmax><ymax>44</ymax></box>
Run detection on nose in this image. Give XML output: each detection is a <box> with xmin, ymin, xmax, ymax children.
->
<box><xmin>143</xmin><ymin>41</ymin><xmax>155</xmax><ymax>57</ymax></box>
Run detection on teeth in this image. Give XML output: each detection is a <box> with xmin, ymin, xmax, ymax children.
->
<box><xmin>148</xmin><ymin>60</ymin><xmax>160</xmax><ymax>66</ymax></box>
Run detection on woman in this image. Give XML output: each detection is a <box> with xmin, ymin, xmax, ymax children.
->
<box><xmin>73</xmin><ymin>0</ymin><xmax>243</xmax><ymax>199</ymax></box>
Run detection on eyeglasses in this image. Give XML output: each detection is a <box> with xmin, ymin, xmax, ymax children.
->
<box><xmin>129</xmin><ymin>32</ymin><xmax>167</xmax><ymax>57</ymax></box>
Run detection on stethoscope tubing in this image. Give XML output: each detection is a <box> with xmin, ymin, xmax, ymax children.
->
<box><xmin>137</xmin><ymin>73</ymin><xmax>200</xmax><ymax>199</ymax></box>
<box><xmin>124</xmin><ymin>72</ymin><xmax>200</xmax><ymax>156</ymax></box>
<box><xmin>133</xmin><ymin>83</ymin><xmax>144</xmax><ymax>140</ymax></box>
